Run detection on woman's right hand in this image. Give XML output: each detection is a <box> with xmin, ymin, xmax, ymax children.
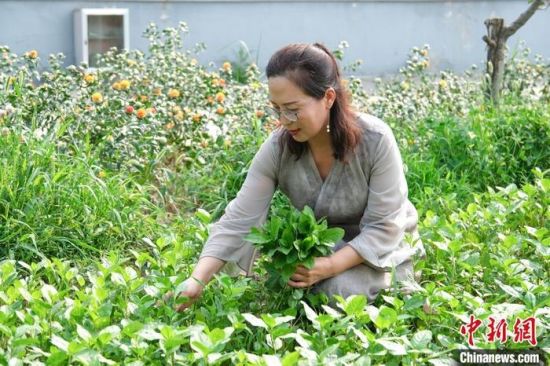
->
<box><xmin>163</xmin><ymin>277</ymin><xmax>205</xmax><ymax>312</ymax></box>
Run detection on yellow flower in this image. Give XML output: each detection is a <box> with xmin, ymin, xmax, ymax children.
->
<box><xmin>438</xmin><ymin>79</ymin><xmax>448</xmax><ymax>89</ymax></box>
<box><xmin>190</xmin><ymin>59</ymin><xmax>198</xmax><ymax>66</ymax></box>
<box><xmin>140</xmin><ymin>95</ymin><xmax>149</xmax><ymax>102</ymax></box>
<box><xmin>165</xmin><ymin>122</ymin><xmax>175</xmax><ymax>130</ymax></box>
<box><xmin>153</xmin><ymin>87</ymin><xmax>162</xmax><ymax>96</ymax></box>
<box><xmin>192</xmin><ymin>113</ymin><xmax>202</xmax><ymax>123</ymax></box>
<box><xmin>26</xmin><ymin>50</ymin><xmax>38</xmax><ymax>59</ymax></box>
<box><xmin>222</xmin><ymin>62</ymin><xmax>232</xmax><ymax>72</ymax></box>
<box><xmin>91</xmin><ymin>92</ymin><xmax>103</xmax><ymax>104</ymax></box>
<box><xmin>400</xmin><ymin>81</ymin><xmax>410</xmax><ymax>91</ymax></box>
<box><xmin>119</xmin><ymin>79</ymin><xmax>131</xmax><ymax>90</ymax></box>
<box><xmin>127</xmin><ymin>60</ymin><xmax>137</xmax><ymax>67</ymax></box>
<box><xmin>421</xmin><ymin>60</ymin><xmax>430</xmax><ymax>69</ymax></box>
<box><xmin>174</xmin><ymin>111</ymin><xmax>184</xmax><ymax>121</ymax></box>
<box><xmin>84</xmin><ymin>74</ymin><xmax>95</xmax><ymax>84</ymax></box>
<box><xmin>112</xmin><ymin>82</ymin><xmax>121</xmax><ymax>91</ymax></box>
<box><xmin>200</xmin><ymin>140</ymin><xmax>209</xmax><ymax>148</ymax></box>
<box><xmin>98</xmin><ymin>171</ymin><xmax>107</xmax><ymax>179</ymax></box>
<box><xmin>216</xmin><ymin>106</ymin><xmax>225</xmax><ymax>115</ymax></box>
<box><xmin>420</xmin><ymin>49</ymin><xmax>429</xmax><ymax>57</ymax></box>
<box><xmin>136</xmin><ymin>108</ymin><xmax>147</xmax><ymax>119</ymax></box>
<box><xmin>215</xmin><ymin>92</ymin><xmax>225</xmax><ymax>103</ymax></box>
<box><xmin>168</xmin><ymin>88</ymin><xmax>180</xmax><ymax>98</ymax></box>
<box><xmin>106</xmin><ymin>135</ymin><xmax>114</xmax><ymax>143</ymax></box>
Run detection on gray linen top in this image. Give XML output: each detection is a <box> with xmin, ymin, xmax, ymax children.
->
<box><xmin>199</xmin><ymin>113</ymin><xmax>425</xmax><ymax>275</ymax></box>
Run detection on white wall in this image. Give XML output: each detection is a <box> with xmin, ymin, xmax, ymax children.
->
<box><xmin>0</xmin><ymin>0</ymin><xmax>548</xmax><ymax>76</ymax></box>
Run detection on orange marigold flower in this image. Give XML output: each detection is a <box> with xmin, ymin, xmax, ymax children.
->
<box><xmin>140</xmin><ymin>95</ymin><xmax>149</xmax><ymax>102</ymax></box>
<box><xmin>216</xmin><ymin>106</ymin><xmax>225</xmax><ymax>115</ymax></box>
<box><xmin>218</xmin><ymin>78</ymin><xmax>226</xmax><ymax>87</ymax></box>
<box><xmin>165</xmin><ymin>122</ymin><xmax>175</xmax><ymax>130</ymax></box>
<box><xmin>255</xmin><ymin>110</ymin><xmax>265</xmax><ymax>118</ymax></box>
<box><xmin>207</xmin><ymin>96</ymin><xmax>214</xmax><ymax>105</ymax></box>
<box><xmin>222</xmin><ymin>62</ymin><xmax>232</xmax><ymax>72</ymax></box>
<box><xmin>136</xmin><ymin>108</ymin><xmax>147</xmax><ymax>119</ymax></box>
<box><xmin>84</xmin><ymin>74</ymin><xmax>95</xmax><ymax>84</ymax></box>
<box><xmin>91</xmin><ymin>92</ymin><xmax>103</xmax><ymax>104</ymax></box>
<box><xmin>26</xmin><ymin>50</ymin><xmax>38</xmax><ymax>59</ymax></box>
<box><xmin>215</xmin><ymin>92</ymin><xmax>225</xmax><ymax>103</ymax></box>
<box><xmin>168</xmin><ymin>88</ymin><xmax>180</xmax><ymax>98</ymax></box>
<box><xmin>119</xmin><ymin>79</ymin><xmax>131</xmax><ymax>90</ymax></box>
<box><xmin>192</xmin><ymin>113</ymin><xmax>202</xmax><ymax>123</ymax></box>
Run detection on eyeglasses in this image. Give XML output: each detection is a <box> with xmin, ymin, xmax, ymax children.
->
<box><xmin>265</xmin><ymin>98</ymin><xmax>316</xmax><ymax>124</ymax></box>
<box><xmin>265</xmin><ymin>106</ymin><xmax>299</xmax><ymax>123</ymax></box>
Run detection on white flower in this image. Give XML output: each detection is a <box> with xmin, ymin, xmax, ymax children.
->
<box><xmin>204</xmin><ymin>121</ymin><xmax>221</xmax><ymax>140</ymax></box>
<box><xmin>33</xmin><ymin>127</ymin><xmax>46</xmax><ymax>139</ymax></box>
<box><xmin>4</xmin><ymin>104</ymin><xmax>15</xmax><ymax>115</ymax></box>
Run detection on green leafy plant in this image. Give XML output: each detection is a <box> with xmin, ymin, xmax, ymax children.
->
<box><xmin>245</xmin><ymin>206</ymin><xmax>344</xmax><ymax>289</ymax></box>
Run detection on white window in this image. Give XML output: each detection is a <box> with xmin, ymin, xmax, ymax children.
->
<box><xmin>74</xmin><ymin>8</ymin><xmax>129</xmax><ymax>68</ymax></box>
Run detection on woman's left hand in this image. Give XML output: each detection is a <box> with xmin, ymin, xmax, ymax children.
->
<box><xmin>288</xmin><ymin>257</ymin><xmax>334</xmax><ymax>288</ymax></box>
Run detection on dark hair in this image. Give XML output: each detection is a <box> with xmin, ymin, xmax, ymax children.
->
<box><xmin>266</xmin><ymin>43</ymin><xmax>361</xmax><ymax>162</ymax></box>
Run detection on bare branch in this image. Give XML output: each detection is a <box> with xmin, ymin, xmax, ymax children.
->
<box><xmin>504</xmin><ymin>0</ymin><xmax>545</xmax><ymax>38</ymax></box>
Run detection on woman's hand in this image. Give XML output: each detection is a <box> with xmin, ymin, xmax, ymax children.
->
<box><xmin>163</xmin><ymin>277</ymin><xmax>205</xmax><ymax>312</ymax></box>
<box><xmin>288</xmin><ymin>257</ymin><xmax>334</xmax><ymax>288</ymax></box>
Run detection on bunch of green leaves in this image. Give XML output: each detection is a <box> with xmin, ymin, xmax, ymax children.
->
<box><xmin>245</xmin><ymin>206</ymin><xmax>344</xmax><ymax>289</ymax></box>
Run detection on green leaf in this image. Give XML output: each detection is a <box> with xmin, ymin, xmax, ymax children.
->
<box><xmin>376</xmin><ymin>339</ymin><xmax>407</xmax><ymax>355</ymax></box>
<box><xmin>412</xmin><ymin>330</ymin><xmax>432</xmax><ymax>349</ymax></box>
<box><xmin>51</xmin><ymin>335</ymin><xmax>69</xmax><ymax>352</ymax></box>
<box><xmin>282</xmin><ymin>352</ymin><xmax>300</xmax><ymax>366</ymax></box>
<box><xmin>374</xmin><ymin>306</ymin><xmax>397</xmax><ymax>329</ymax></box>
<box><xmin>318</xmin><ymin>227</ymin><xmax>345</xmax><ymax>244</ymax></box>
<box><xmin>195</xmin><ymin>208</ymin><xmax>211</xmax><ymax>224</ymax></box>
<box><xmin>343</xmin><ymin>295</ymin><xmax>367</xmax><ymax>316</ymax></box>
<box><xmin>245</xmin><ymin>228</ymin><xmax>270</xmax><ymax>244</ymax></box>
<box><xmin>242</xmin><ymin>313</ymin><xmax>268</xmax><ymax>329</ymax></box>
<box><xmin>302</xmin><ymin>257</ymin><xmax>315</xmax><ymax>269</ymax></box>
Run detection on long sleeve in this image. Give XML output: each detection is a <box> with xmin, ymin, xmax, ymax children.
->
<box><xmin>347</xmin><ymin>125</ymin><xmax>420</xmax><ymax>271</ymax></box>
<box><xmin>198</xmin><ymin>131</ymin><xmax>279</xmax><ymax>274</ymax></box>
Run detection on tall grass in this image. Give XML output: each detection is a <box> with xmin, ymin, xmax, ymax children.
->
<box><xmin>0</xmin><ymin>130</ymin><xmax>163</xmax><ymax>262</ymax></box>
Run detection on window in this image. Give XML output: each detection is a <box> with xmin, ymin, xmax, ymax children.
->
<box><xmin>74</xmin><ymin>8</ymin><xmax>129</xmax><ymax>68</ymax></box>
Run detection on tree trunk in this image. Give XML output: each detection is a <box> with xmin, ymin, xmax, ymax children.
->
<box><xmin>482</xmin><ymin>0</ymin><xmax>545</xmax><ymax>105</ymax></box>
<box><xmin>483</xmin><ymin>19</ymin><xmax>506</xmax><ymax>103</ymax></box>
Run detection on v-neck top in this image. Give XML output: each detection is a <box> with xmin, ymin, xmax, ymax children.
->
<box><xmin>199</xmin><ymin>113</ymin><xmax>425</xmax><ymax>275</ymax></box>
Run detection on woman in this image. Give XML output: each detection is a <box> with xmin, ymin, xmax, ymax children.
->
<box><xmin>174</xmin><ymin>43</ymin><xmax>424</xmax><ymax>311</ymax></box>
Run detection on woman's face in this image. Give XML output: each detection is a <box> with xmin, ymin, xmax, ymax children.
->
<box><xmin>267</xmin><ymin>76</ymin><xmax>334</xmax><ymax>143</ymax></box>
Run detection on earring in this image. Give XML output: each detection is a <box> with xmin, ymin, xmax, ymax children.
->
<box><xmin>326</xmin><ymin>122</ymin><xmax>330</xmax><ymax>133</ymax></box>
